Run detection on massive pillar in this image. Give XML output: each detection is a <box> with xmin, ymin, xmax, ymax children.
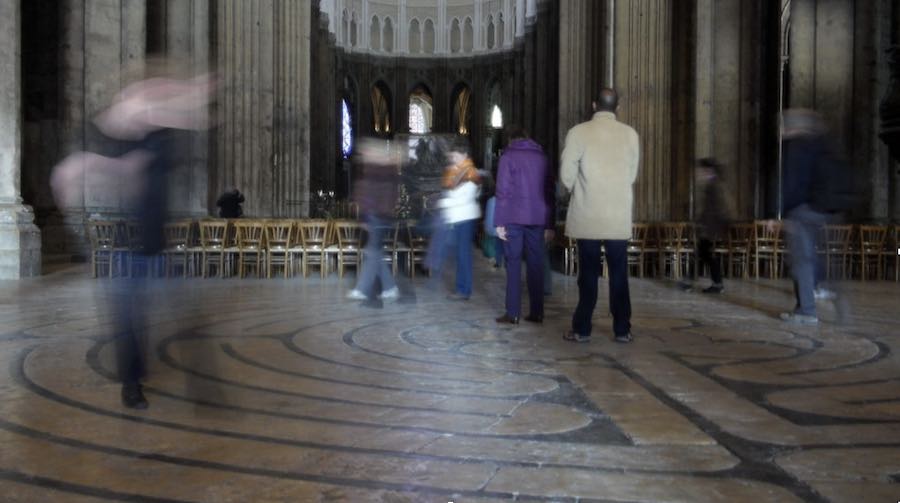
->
<box><xmin>614</xmin><ymin>0</ymin><xmax>673</xmax><ymax>222</ymax></box>
<box><xmin>213</xmin><ymin>0</ymin><xmax>311</xmax><ymax>218</ymax></box>
<box><xmin>47</xmin><ymin>0</ymin><xmax>147</xmax><ymax>256</ymax></box>
<box><xmin>0</xmin><ymin>0</ymin><xmax>41</xmax><ymax>278</ymax></box>
<box><xmin>557</xmin><ymin>0</ymin><xmax>603</xmax><ymax>148</ymax></box>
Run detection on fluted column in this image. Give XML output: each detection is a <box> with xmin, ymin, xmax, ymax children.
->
<box><xmin>0</xmin><ymin>0</ymin><xmax>41</xmax><ymax>277</ymax></box>
<box><xmin>614</xmin><ymin>0</ymin><xmax>672</xmax><ymax>222</ymax></box>
<box><xmin>558</xmin><ymin>0</ymin><xmax>603</xmax><ymax>149</ymax></box>
<box><xmin>214</xmin><ymin>0</ymin><xmax>311</xmax><ymax>217</ymax></box>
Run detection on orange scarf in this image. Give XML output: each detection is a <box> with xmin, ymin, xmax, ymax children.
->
<box><xmin>442</xmin><ymin>158</ymin><xmax>480</xmax><ymax>189</ymax></box>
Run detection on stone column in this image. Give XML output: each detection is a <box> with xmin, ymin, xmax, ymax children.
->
<box><xmin>0</xmin><ymin>0</ymin><xmax>41</xmax><ymax>278</ymax></box>
<box><xmin>558</xmin><ymin>0</ymin><xmax>592</xmax><ymax>147</ymax></box>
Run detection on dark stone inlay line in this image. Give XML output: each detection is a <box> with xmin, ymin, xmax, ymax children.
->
<box><xmin>151</xmin><ymin>336</ymin><xmax>526</xmax><ymax>417</ymax></box>
<box><xmin>221</xmin><ymin>342</ymin><xmax>500</xmax><ymax>401</ymax></box>
<box><xmin>20</xmin><ymin>344</ymin><xmax>727</xmax><ymax>477</ymax></box>
<box><xmin>779</xmin><ymin>337</ymin><xmax>892</xmax><ymax>376</ymax></box>
<box><xmin>601</xmin><ymin>353</ymin><xmax>829</xmax><ymax>503</ymax></box>
<box><xmin>0</xmin><ymin>468</ymin><xmax>191</xmax><ymax>503</ymax></box>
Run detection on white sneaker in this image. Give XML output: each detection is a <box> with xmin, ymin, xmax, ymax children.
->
<box><xmin>379</xmin><ymin>286</ymin><xmax>400</xmax><ymax>300</ymax></box>
<box><xmin>346</xmin><ymin>289</ymin><xmax>366</xmax><ymax>300</ymax></box>
<box><xmin>814</xmin><ymin>288</ymin><xmax>836</xmax><ymax>300</ymax></box>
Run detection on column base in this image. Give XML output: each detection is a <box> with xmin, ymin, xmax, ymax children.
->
<box><xmin>0</xmin><ymin>204</ymin><xmax>42</xmax><ymax>278</ymax></box>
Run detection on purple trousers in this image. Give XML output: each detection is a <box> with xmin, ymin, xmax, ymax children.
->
<box><xmin>502</xmin><ymin>225</ymin><xmax>545</xmax><ymax>318</ymax></box>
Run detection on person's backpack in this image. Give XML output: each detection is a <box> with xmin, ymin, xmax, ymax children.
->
<box><xmin>810</xmin><ymin>150</ymin><xmax>860</xmax><ymax>213</ymax></box>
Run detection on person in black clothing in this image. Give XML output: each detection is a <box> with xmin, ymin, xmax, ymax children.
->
<box><xmin>680</xmin><ymin>158</ymin><xmax>732</xmax><ymax>294</ymax></box>
<box><xmin>52</xmin><ymin>65</ymin><xmax>215</xmax><ymax>408</ymax></box>
<box><xmin>216</xmin><ymin>188</ymin><xmax>244</xmax><ymax>218</ymax></box>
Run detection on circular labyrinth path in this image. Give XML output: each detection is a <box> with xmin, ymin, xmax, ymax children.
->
<box><xmin>0</xmin><ymin>263</ymin><xmax>898</xmax><ymax>502</ymax></box>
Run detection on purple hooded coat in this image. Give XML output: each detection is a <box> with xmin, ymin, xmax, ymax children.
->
<box><xmin>493</xmin><ymin>138</ymin><xmax>553</xmax><ymax>229</ymax></box>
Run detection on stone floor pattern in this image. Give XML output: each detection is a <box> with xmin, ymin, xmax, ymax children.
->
<box><xmin>0</xmin><ymin>261</ymin><xmax>898</xmax><ymax>502</ymax></box>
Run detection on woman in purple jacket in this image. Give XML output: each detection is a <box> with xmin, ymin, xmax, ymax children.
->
<box><xmin>494</xmin><ymin>126</ymin><xmax>553</xmax><ymax>324</ymax></box>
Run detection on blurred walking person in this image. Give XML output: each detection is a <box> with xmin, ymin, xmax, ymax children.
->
<box><xmin>679</xmin><ymin>158</ymin><xmax>732</xmax><ymax>294</ymax></box>
<box><xmin>433</xmin><ymin>139</ymin><xmax>482</xmax><ymax>300</ymax></box>
<box><xmin>347</xmin><ymin>138</ymin><xmax>401</xmax><ymax>302</ymax></box>
<box><xmin>51</xmin><ymin>60</ymin><xmax>215</xmax><ymax>408</ymax></box>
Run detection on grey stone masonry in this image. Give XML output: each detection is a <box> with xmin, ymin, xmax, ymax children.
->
<box><xmin>0</xmin><ymin>0</ymin><xmax>41</xmax><ymax>278</ymax></box>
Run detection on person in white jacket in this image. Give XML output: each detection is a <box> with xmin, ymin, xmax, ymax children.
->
<box><xmin>559</xmin><ymin>88</ymin><xmax>640</xmax><ymax>344</ymax></box>
<box><xmin>434</xmin><ymin>138</ymin><xmax>483</xmax><ymax>300</ymax></box>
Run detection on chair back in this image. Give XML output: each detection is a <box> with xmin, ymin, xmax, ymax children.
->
<box><xmin>659</xmin><ymin>222</ymin><xmax>690</xmax><ymax>250</ymax></box>
<box><xmin>824</xmin><ymin>224</ymin><xmax>853</xmax><ymax>253</ymax></box>
<box><xmin>298</xmin><ymin>220</ymin><xmax>330</xmax><ymax>250</ymax></box>
<box><xmin>858</xmin><ymin>225</ymin><xmax>887</xmax><ymax>254</ymax></box>
<box><xmin>754</xmin><ymin>220</ymin><xmax>781</xmax><ymax>251</ymax></box>
<box><xmin>88</xmin><ymin>221</ymin><xmax>118</xmax><ymax>250</ymax></box>
<box><xmin>333</xmin><ymin>220</ymin><xmax>362</xmax><ymax>249</ymax></box>
<box><xmin>265</xmin><ymin>220</ymin><xmax>293</xmax><ymax>251</ymax></box>
<box><xmin>628</xmin><ymin>223</ymin><xmax>649</xmax><ymax>252</ymax></box>
<box><xmin>234</xmin><ymin>220</ymin><xmax>266</xmax><ymax>249</ymax></box>
<box><xmin>164</xmin><ymin>221</ymin><xmax>191</xmax><ymax>250</ymax></box>
<box><xmin>199</xmin><ymin>219</ymin><xmax>228</xmax><ymax>249</ymax></box>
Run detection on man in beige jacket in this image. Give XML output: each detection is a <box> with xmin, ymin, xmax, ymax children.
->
<box><xmin>559</xmin><ymin>88</ymin><xmax>639</xmax><ymax>343</ymax></box>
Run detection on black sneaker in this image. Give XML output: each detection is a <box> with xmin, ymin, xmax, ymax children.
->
<box><xmin>613</xmin><ymin>333</ymin><xmax>633</xmax><ymax>344</ymax></box>
<box><xmin>121</xmin><ymin>384</ymin><xmax>148</xmax><ymax>409</ymax></box>
<box><xmin>702</xmin><ymin>284</ymin><xmax>724</xmax><ymax>294</ymax></box>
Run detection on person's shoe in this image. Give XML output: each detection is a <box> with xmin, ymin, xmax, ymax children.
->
<box><xmin>346</xmin><ymin>289</ymin><xmax>367</xmax><ymax>300</ymax></box>
<box><xmin>121</xmin><ymin>384</ymin><xmax>148</xmax><ymax>409</ymax></box>
<box><xmin>379</xmin><ymin>286</ymin><xmax>400</xmax><ymax>300</ymax></box>
<box><xmin>779</xmin><ymin>312</ymin><xmax>819</xmax><ymax>325</ymax></box>
<box><xmin>524</xmin><ymin>314</ymin><xmax>543</xmax><ymax>324</ymax></box>
<box><xmin>814</xmin><ymin>288</ymin><xmax>836</xmax><ymax>300</ymax></box>
<box><xmin>496</xmin><ymin>314</ymin><xmax>519</xmax><ymax>325</ymax></box>
<box><xmin>677</xmin><ymin>281</ymin><xmax>694</xmax><ymax>292</ymax></box>
<box><xmin>702</xmin><ymin>284</ymin><xmax>724</xmax><ymax>294</ymax></box>
<box><xmin>447</xmin><ymin>293</ymin><xmax>470</xmax><ymax>301</ymax></box>
<box><xmin>613</xmin><ymin>333</ymin><xmax>634</xmax><ymax>344</ymax></box>
<box><xmin>563</xmin><ymin>331</ymin><xmax>591</xmax><ymax>343</ymax></box>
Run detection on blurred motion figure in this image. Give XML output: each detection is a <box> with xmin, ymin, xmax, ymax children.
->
<box><xmin>51</xmin><ymin>59</ymin><xmax>215</xmax><ymax>408</ymax></box>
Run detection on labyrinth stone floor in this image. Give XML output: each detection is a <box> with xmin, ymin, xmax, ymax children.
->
<box><xmin>0</xmin><ymin>261</ymin><xmax>898</xmax><ymax>502</ymax></box>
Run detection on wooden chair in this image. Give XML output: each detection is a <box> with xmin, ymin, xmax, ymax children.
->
<box><xmin>727</xmin><ymin>223</ymin><xmax>753</xmax><ymax>279</ymax></box>
<box><xmin>163</xmin><ymin>221</ymin><xmax>193</xmax><ymax>277</ymax></box>
<box><xmin>753</xmin><ymin>220</ymin><xmax>782</xmax><ymax>279</ymax></box>
<box><xmin>297</xmin><ymin>219</ymin><xmax>329</xmax><ymax>277</ymax></box>
<box><xmin>406</xmin><ymin>220</ymin><xmax>429</xmax><ymax>277</ymax></box>
<box><xmin>86</xmin><ymin>221</ymin><xmax>122</xmax><ymax>278</ymax></box>
<box><xmin>199</xmin><ymin>219</ymin><xmax>229</xmax><ymax>278</ymax></box>
<box><xmin>233</xmin><ymin>220</ymin><xmax>266</xmax><ymax>278</ymax></box>
<box><xmin>265</xmin><ymin>220</ymin><xmax>293</xmax><ymax>278</ymax></box>
<box><xmin>393</xmin><ymin>221</ymin><xmax>412</xmax><ymax>276</ymax></box>
<box><xmin>855</xmin><ymin>225</ymin><xmax>888</xmax><ymax>281</ymax></box>
<box><xmin>332</xmin><ymin>220</ymin><xmax>362</xmax><ymax>278</ymax></box>
<box><xmin>627</xmin><ymin>223</ymin><xmax>650</xmax><ymax>278</ymax></box>
<box><xmin>658</xmin><ymin>222</ymin><xmax>693</xmax><ymax>280</ymax></box>
<box><xmin>822</xmin><ymin>224</ymin><xmax>854</xmax><ymax>280</ymax></box>
<box><xmin>886</xmin><ymin>225</ymin><xmax>900</xmax><ymax>282</ymax></box>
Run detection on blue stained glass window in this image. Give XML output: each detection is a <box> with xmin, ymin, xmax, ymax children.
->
<box><xmin>341</xmin><ymin>100</ymin><xmax>353</xmax><ymax>158</ymax></box>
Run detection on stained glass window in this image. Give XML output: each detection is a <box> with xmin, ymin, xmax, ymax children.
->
<box><xmin>409</xmin><ymin>103</ymin><xmax>427</xmax><ymax>134</ymax></box>
<box><xmin>341</xmin><ymin>99</ymin><xmax>353</xmax><ymax>158</ymax></box>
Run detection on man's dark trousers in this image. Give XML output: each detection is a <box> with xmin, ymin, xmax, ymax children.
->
<box><xmin>572</xmin><ymin>239</ymin><xmax>631</xmax><ymax>337</ymax></box>
<box><xmin>503</xmin><ymin>224</ymin><xmax>544</xmax><ymax>318</ymax></box>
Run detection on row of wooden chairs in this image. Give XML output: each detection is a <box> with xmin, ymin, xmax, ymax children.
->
<box><xmin>86</xmin><ymin>219</ymin><xmax>433</xmax><ymax>279</ymax></box>
<box><xmin>557</xmin><ymin>221</ymin><xmax>900</xmax><ymax>282</ymax></box>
